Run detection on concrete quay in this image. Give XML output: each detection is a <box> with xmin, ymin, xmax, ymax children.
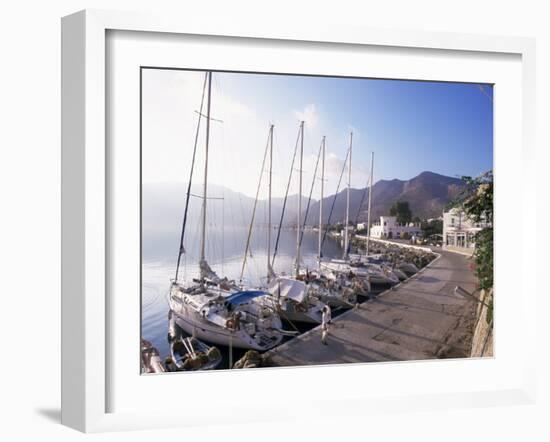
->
<box><xmin>266</xmin><ymin>249</ymin><xmax>478</xmax><ymax>366</ymax></box>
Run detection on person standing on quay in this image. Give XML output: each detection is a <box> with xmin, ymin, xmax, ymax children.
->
<box><xmin>321</xmin><ymin>305</ymin><xmax>332</xmax><ymax>345</ymax></box>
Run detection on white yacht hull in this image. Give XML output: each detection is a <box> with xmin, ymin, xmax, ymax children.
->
<box><xmin>171</xmin><ymin>303</ymin><xmax>282</xmax><ymax>351</ymax></box>
<box><xmin>323</xmin><ymin>258</ymin><xmax>400</xmax><ymax>286</ymax></box>
<box><xmin>265</xmin><ymin>277</ymin><xmax>325</xmax><ymax>324</ymax></box>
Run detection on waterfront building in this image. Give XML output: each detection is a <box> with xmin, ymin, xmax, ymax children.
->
<box><xmin>370</xmin><ymin>216</ymin><xmax>422</xmax><ymax>239</ymax></box>
<box><xmin>442</xmin><ymin>208</ymin><xmax>489</xmax><ymax>249</ymax></box>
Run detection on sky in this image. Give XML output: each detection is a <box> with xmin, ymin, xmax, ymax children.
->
<box><xmin>141</xmin><ymin>68</ymin><xmax>493</xmax><ymax>200</ymax></box>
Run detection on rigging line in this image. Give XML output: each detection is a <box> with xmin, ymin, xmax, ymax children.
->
<box><xmin>188</xmin><ymin>193</ymin><xmax>224</xmax><ymax>200</ymax></box>
<box><xmin>221</xmin><ymin>174</ymin><xmax>225</xmax><ymax>276</ymax></box>
<box><xmin>240</xmin><ymin>127</ymin><xmax>272</xmax><ymax>284</ymax></box>
<box><xmin>321</xmin><ymin>147</ymin><xmax>350</xmax><ymax>249</ymax></box>
<box><xmin>222</xmin><ymin>122</ymin><xmax>239</xmax><ymax>256</ymax></box>
<box><xmin>299</xmin><ymin>138</ymin><xmax>323</xmax><ymax>248</ymax></box>
<box><xmin>207</xmin><ymin>206</ymin><xmax>216</xmax><ymax>267</ymax></box>
<box><xmin>174</xmin><ymin>72</ymin><xmax>208</xmax><ymax>282</ymax></box>
<box><xmin>215</xmin><ymin>203</ymin><xmax>223</xmax><ymax>271</ymax></box>
<box><xmin>354</xmin><ymin>169</ymin><xmax>372</xmax><ymax>225</ymax></box>
<box><xmin>263</xmin><ymin>166</ymin><xmax>270</xmax><ymax>285</ymax></box>
<box><xmin>272</xmin><ymin>125</ymin><xmax>301</xmax><ymax>268</ymax></box>
<box><xmin>194</xmin><ymin>110</ymin><xmax>223</xmax><ymax>123</ymax></box>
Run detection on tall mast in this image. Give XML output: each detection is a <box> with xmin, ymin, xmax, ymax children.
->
<box><xmin>318</xmin><ymin>136</ymin><xmax>325</xmax><ymax>268</ymax></box>
<box><xmin>366</xmin><ymin>151</ymin><xmax>374</xmax><ymax>256</ymax></box>
<box><xmin>296</xmin><ymin>121</ymin><xmax>304</xmax><ymax>277</ymax></box>
<box><xmin>267</xmin><ymin>124</ymin><xmax>274</xmax><ymax>282</ymax></box>
<box><xmin>343</xmin><ymin>131</ymin><xmax>352</xmax><ymax>260</ymax></box>
<box><xmin>174</xmin><ymin>73</ymin><xmax>208</xmax><ymax>282</ymax></box>
<box><xmin>199</xmin><ymin>71</ymin><xmax>212</xmax><ymax>275</ymax></box>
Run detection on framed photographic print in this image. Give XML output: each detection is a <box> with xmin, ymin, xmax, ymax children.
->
<box><xmin>61</xmin><ymin>9</ymin><xmax>537</xmax><ymax>432</ymax></box>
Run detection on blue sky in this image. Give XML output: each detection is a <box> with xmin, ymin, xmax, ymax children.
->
<box><xmin>142</xmin><ymin>68</ymin><xmax>493</xmax><ymax>198</ymax></box>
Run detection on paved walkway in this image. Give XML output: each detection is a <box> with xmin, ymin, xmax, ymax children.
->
<box><xmin>266</xmin><ymin>250</ymin><xmax>478</xmax><ymax>366</ymax></box>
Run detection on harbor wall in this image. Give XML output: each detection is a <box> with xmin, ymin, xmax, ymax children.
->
<box><xmin>470</xmin><ymin>288</ymin><xmax>494</xmax><ymax>357</ymax></box>
<box><xmin>354</xmin><ymin>235</ymin><xmax>433</xmax><ymax>253</ymax></box>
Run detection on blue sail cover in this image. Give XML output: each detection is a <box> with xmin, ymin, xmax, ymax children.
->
<box><xmin>225</xmin><ymin>290</ymin><xmax>266</xmax><ymax>306</ymax></box>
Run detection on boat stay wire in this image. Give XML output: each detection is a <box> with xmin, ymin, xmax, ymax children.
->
<box><xmin>354</xmin><ymin>170</ymin><xmax>372</xmax><ymax>225</ymax></box>
<box><xmin>239</xmin><ymin>127</ymin><xmax>272</xmax><ymax>284</ymax></box>
<box><xmin>299</xmin><ymin>138</ymin><xmax>323</xmax><ymax>249</ymax></box>
<box><xmin>321</xmin><ymin>147</ymin><xmax>350</xmax><ymax>251</ymax></box>
<box><xmin>271</xmin><ymin>125</ymin><xmax>302</xmax><ymax>269</ymax></box>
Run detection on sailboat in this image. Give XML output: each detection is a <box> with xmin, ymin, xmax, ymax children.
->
<box><xmin>168</xmin><ymin>71</ymin><xmax>285</xmax><ymax>351</ymax></box>
<box><xmin>347</xmin><ymin>257</ymin><xmax>400</xmax><ymax>286</ymax></box>
<box><xmin>348</xmin><ymin>151</ymin><xmax>402</xmax><ymax>286</ymax></box>
<box><xmin>242</xmin><ymin>123</ymin><xmax>327</xmax><ymax>324</ymax></box>
<box><xmin>288</xmin><ymin>131</ymin><xmax>362</xmax><ymax>308</ymax></box>
<box><xmin>320</xmin><ymin>139</ymin><xmax>397</xmax><ymax>289</ymax></box>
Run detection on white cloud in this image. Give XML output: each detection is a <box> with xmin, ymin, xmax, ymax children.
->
<box><xmin>324</xmin><ymin>152</ymin><xmax>346</xmax><ymax>178</ymax></box>
<box><xmin>142</xmin><ymin>70</ymin><xmax>272</xmax><ymax>199</ymax></box>
<box><xmin>293</xmin><ymin>104</ymin><xmax>319</xmax><ymax>129</ymax></box>
<box><xmin>322</xmin><ymin>150</ymin><xmax>370</xmax><ymax>192</ymax></box>
<box><xmin>142</xmin><ymin>71</ymin><xmax>371</xmax><ymax>199</ymax></box>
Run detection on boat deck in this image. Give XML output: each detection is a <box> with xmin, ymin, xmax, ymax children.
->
<box><xmin>265</xmin><ymin>249</ymin><xmax>478</xmax><ymax>366</ymax></box>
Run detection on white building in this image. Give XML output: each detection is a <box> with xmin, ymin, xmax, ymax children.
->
<box><xmin>370</xmin><ymin>216</ymin><xmax>422</xmax><ymax>240</ymax></box>
<box><xmin>442</xmin><ymin>208</ymin><xmax>489</xmax><ymax>249</ymax></box>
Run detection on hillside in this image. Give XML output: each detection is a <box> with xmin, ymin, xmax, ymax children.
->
<box><xmin>305</xmin><ymin>171</ymin><xmax>465</xmax><ymax>225</ymax></box>
<box><xmin>142</xmin><ymin>171</ymin><xmax>465</xmax><ymax>236</ymax></box>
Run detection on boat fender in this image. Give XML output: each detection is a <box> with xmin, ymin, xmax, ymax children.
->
<box><xmin>197</xmin><ymin>353</ymin><xmax>209</xmax><ymax>365</ymax></box>
<box><xmin>207</xmin><ymin>346</ymin><xmax>221</xmax><ymax>361</ymax></box>
<box><xmin>182</xmin><ymin>357</ymin><xmax>195</xmax><ymax>370</ymax></box>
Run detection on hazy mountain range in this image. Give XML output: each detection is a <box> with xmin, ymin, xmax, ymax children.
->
<box><xmin>307</xmin><ymin>171</ymin><xmax>465</xmax><ymax>225</ymax></box>
<box><xmin>142</xmin><ymin>171</ymin><xmax>465</xmax><ymax>235</ymax></box>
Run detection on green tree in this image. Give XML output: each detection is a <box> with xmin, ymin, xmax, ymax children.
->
<box><xmin>446</xmin><ymin>171</ymin><xmax>493</xmax><ymax>225</ymax></box>
<box><xmin>421</xmin><ymin>219</ymin><xmax>443</xmax><ymax>238</ymax></box>
<box><xmin>451</xmin><ymin>171</ymin><xmax>493</xmax><ymax>291</ymax></box>
<box><xmin>389</xmin><ymin>201</ymin><xmax>412</xmax><ymax>224</ymax></box>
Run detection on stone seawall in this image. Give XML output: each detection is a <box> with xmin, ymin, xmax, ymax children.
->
<box><xmin>470</xmin><ymin>288</ymin><xmax>493</xmax><ymax>357</ymax></box>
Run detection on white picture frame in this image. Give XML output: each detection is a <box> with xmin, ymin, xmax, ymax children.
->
<box><xmin>61</xmin><ymin>9</ymin><xmax>537</xmax><ymax>433</ymax></box>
